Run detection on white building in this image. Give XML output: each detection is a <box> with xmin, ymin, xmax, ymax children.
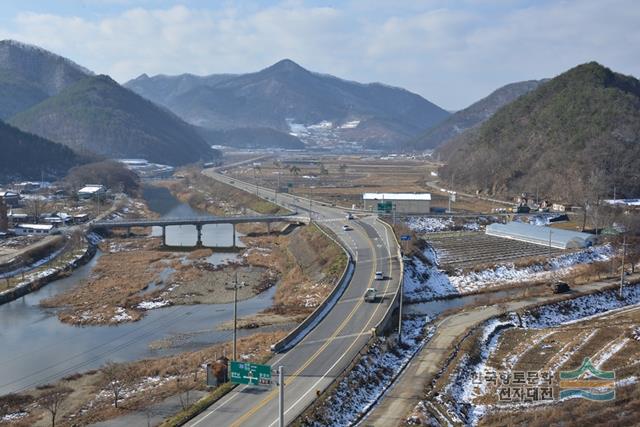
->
<box><xmin>14</xmin><ymin>223</ymin><xmax>54</xmax><ymax>235</ymax></box>
<box><xmin>78</xmin><ymin>185</ymin><xmax>106</xmax><ymax>200</ymax></box>
<box><xmin>363</xmin><ymin>193</ymin><xmax>431</xmax><ymax>214</ymax></box>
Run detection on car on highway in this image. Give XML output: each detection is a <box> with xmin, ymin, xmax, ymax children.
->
<box><xmin>342</xmin><ymin>224</ymin><xmax>352</xmax><ymax>231</ymax></box>
<box><xmin>346</xmin><ymin>212</ymin><xmax>354</xmax><ymax>220</ymax></box>
<box><xmin>375</xmin><ymin>271</ymin><xmax>384</xmax><ymax>280</ymax></box>
<box><xmin>364</xmin><ymin>288</ymin><xmax>377</xmax><ymax>302</ymax></box>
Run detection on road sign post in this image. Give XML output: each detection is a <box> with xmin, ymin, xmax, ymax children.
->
<box><xmin>278</xmin><ymin>366</ymin><xmax>284</xmax><ymax>427</ymax></box>
<box><xmin>229</xmin><ymin>361</ymin><xmax>272</xmax><ymax>386</ymax></box>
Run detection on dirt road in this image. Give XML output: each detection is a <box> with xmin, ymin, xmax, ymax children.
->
<box><xmin>362</xmin><ymin>276</ymin><xmax>638</xmax><ymax>427</ymax></box>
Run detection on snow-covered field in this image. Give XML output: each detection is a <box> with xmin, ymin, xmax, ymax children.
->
<box><xmin>404</xmin><ymin>244</ymin><xmax>613</xmax><ymax>300</ymax></box>
<box><xmin>407</xmin><ymin>216</ymin><xmax>488</xmax><ymax>233</ymax></box>
<box><xmin>306</xmin><ymin>316</ymin><xmax>434</xmax><ymax>426</ymax></box>
<box><xmin>423</xmin><ymin>284</ymin><xmax>640</xmax><ymax>426</ymax></box>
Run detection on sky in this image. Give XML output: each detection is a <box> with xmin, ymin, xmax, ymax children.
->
<box><xmin>1</xmin><ymin>0</ymin><xmax>639</xmax><ymax>110</ymax></box>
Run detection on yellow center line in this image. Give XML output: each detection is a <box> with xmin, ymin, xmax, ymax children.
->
<box><xmin>229</xmin><ymin>221</ymin><xmax>377</xmax><ymax>427</ymax></box>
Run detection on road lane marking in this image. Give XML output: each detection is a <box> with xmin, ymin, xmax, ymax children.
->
<box><xmin>229</xmin><ymin>221</ymin><xmax>378</xmax><ymax>427</ymax></box>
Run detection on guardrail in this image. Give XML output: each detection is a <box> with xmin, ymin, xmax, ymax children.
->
<box><xmin>271</xmin><ymin>223</ymin><xmax>355</xmax><ymax>353</ymax></box>
<box><xmin>375</xmin><ymin>217</ymin><xmax>404</xmax><ymax>336</ymax></box>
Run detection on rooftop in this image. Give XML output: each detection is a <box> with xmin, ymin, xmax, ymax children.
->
<box><xmin>363</xmin><ymin>192</ymin><xmax>431</xmax><ymax>201</ymax></box>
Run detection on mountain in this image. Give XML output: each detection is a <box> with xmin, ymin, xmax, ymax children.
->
<box><xmin>9</xmin><ymin>75</ymin><xmax>218</xmax><ymax>166</ymax></box>
<box><xmin>197</xmin><ymin>126</ymin><xmax>304</xmax><ymax>150</ymax></box>
<box><xmin>0</xmin><ymin>119</ymin><xmax>82</xmax><ymax>181</ymax></box>
<box><xmin>125</xmin><ymin>59</ymin><xmax>450</xmax><ymax>147</ymax></box>
<box><xmin>0</xmin><ymin>40</ymin><xmax>91</xmax><ymax>118</ymax></box>
<box><xmin>439</xmin><ymin>62</ymin><xmax>640</xmax><ymax>202</ymax></box>
<box><xmin>409</xmin><ymin>80</ymin><xmax>545</xmax><ymax>149</ymax></box>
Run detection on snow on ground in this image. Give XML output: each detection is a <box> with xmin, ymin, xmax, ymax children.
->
<box><xmin>593</xmin><ymin>338</ymin><xmax>630</xmax><ymax>368</ymax></box>
<box><xmin>406</xmin><ymin>216</ymin><xmax>493</xmax><ymax>233</ymax></box>
<box><xmin>111</xmin><ymin>307</ymin><xmax>133</xmax><ymax>323</ymax></box>
<box><xmin>404</xmin><ymin>244</ymin><xmax>612</xmax><ymax>300</ymax></box>
<box><xmin>404</xmin><ymin>247</ymin><xmax>459</xmax><ymax>301</ymax></box>
<box><xmin>1</xmin><ymin>412</ymin><xmax>28</xmax><ymax>422</ymax></box>
<box><xmin>307</xmin><ymin>316</ymin><xmax>434</xmax><ymax>426</ymax></box>
<box><xmin>434</xmin><ymin>284</ymin><xmax>640</xmax><ymax>425</ymax></box>
<box><xmin>407</xmin><ymin>217</ymin><xmax>454</xmax><ymax>233</ymax></box>
<box><xmin>521</xmin><ymin>284</ymin><xmax>640</xmax><ymax>328</ymax></box>
<box><xmin>634</xmin><ymin>328</ymin><xmax>640</xmax><ymax>341</ymax></box>
<box><xmin>137</xmin><ymin>300</ymin><xmax>171</xmax><ymax>310</ymax></box>
<box><xmin>449</xmin><ymin>245</ymin><xmax>613</xmax><ymax>294</ymax></box>
<box><xmin>441</xmin><ymin>314</ymin><xmax>519</xmax><ymax>425</ymax></box>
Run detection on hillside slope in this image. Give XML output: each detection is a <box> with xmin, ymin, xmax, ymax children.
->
<box><xmin>410</xmin><ymin>80</ymin><xmax>544</xmax><ymax>149</ymax></box>
<box><xmin>126</xmin><ymin>59</ymin><xmax>450</xmax><ymax>147</ymax></box>
<box><xmin>9</xmin><ymin>75</ymin><xmax>217</xmax><ymax>166</ymax></box>
<box><xmin>439</xmin><ymin>62</ymin><xmax>640</xmax><ymax>201</ymax></box>
<box><xmin>0</xmin><ymin>120</ymin><xmax>81</xmax><ymax>181</ymax></box>
<box><xmin>0</xmin><ymin>40</ymin><xmax>90</xmax><ymax>118</ymax></box>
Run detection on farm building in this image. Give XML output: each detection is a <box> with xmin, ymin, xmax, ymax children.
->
<box><xmin>78</xmin><ymin>185</ymin><xmax>106</xmax><ymax>200</ymax></box>
<box><xmin>14</xmin><ymin>224</ymin><xmax>54</xmax><ymax>235</ymax></box>
<box><xmin>486</xmin><ymin>222</ymin><xmax>596</xmax><ymax>249</ymax></box>
<box><xmin>363</xmin><ymin>193</ymin><xmax>431</xmax><ymax>214</ymax></box>
<box><xmin>0</xmin><ymin>190</ymin><xmax>20</xmax><ymax>208</ymax></box>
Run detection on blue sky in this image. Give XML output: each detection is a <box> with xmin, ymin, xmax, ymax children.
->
<box><xmin>1</xmin><ymin>0</ymin><xmax>638</xmax><ymax>110</ymax></box>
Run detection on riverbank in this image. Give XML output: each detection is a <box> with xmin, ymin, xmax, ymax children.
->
<box><xmin>0</xmin><ymin>331</ymin><xmax>286</xmax><ymax>427</ymax></box>
<box><xmin>0</xmin><ymin>233</ymin><xmax>97</xmax><ymax>306</ymax></box>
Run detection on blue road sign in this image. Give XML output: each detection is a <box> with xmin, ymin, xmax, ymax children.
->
<box><xmin>400</xmin><ymin>235</ymin><xmax>411</xmax><ymax>241</ymax></box>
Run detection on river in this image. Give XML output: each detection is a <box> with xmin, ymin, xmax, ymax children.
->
<box><xmin>0</xmin><ymin>185</ymin><xmax>265</xmax><ymax>396</ymax></box>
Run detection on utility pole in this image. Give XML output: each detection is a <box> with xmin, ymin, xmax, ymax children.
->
<box><xmin>620</xmin><ymin>234</ymin><xmax>627</xmax><ymax>298</ymax></box>
<box><xmin>231</xmin><ymin>270</ymin><xmax>244</xmax><ymax>361</ymax></box>
<box><xmin>398</xmin><ymin>271</ymin><xmax>403</xmax><ymax>343</ymax></box>
<box><xmin>548</xmin><ymin>229</ymin><xmax>553</xmax><ymax>258</ymax></box>
<box><xmin>278</xmin><ymin>366</ymin><xmax>284</xmax><ymax>427</ymax></box>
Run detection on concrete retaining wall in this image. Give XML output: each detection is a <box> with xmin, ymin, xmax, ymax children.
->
<box><xmin>0</xmin><ymin>238</ymin><xmax>97</xmax><ymax>305</ymax></box>
<box><xmin>271</xmin><ymin>223</ymin><xmax>354</xmax><ymax>353</ymax></box>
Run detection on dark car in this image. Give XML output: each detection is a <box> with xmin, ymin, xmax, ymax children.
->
<box><xmin>550</xmin><ymin>281</ymin><xmax>571</xmax><ymax>294</ymax></box>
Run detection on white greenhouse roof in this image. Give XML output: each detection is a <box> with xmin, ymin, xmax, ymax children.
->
<box><xmin>363</xmin><ymin>193</ymin><xmax>431</xmax><ymax>201</ymax></box>
<box><xmin>486</xmin><ymin>222</ymin><xmax>596</xmax><ymax>249</ymax></box>
<box><xmin>78</xmin><ymin>185</ymin><xmax>105</xmax><ymax>194</ymax></box>
<box><xmin>17</xmin><ymin>224</ymin><xmax>54</xmax><ymax>230</ymax></box>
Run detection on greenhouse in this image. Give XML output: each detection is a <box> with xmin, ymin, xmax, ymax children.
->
<box><xmin>485</xmin><ymin>222</ymin><xmax>597</xmax><ymax>249</ymax></box>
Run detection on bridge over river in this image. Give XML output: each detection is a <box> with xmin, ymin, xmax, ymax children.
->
<box><xmin>90</xmin><ymin>213</ymin><xmax>309</xmax><ymax>247</ymax></box>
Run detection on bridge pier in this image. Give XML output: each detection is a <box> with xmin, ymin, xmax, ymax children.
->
<box><xmin>161</xmin><ymin>226</ymin><xmax>167</xmax><ymax>246</ymax></box>
<box><xmin>267</xmin><ymin>222</ymin><xmax>271</xmax><ymax>235</ymax></box>
<box><xmin>196</xmin><ymin>224</ymin><xmax>203</xmax><ymax>247</ymax></box>
<box><xmin>232</xmin><ymin>223</ymin><xmax>237</xmax><ymax>248</ymax></box>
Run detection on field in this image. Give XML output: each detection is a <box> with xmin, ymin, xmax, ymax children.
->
<box><xmin>425</xmin><ymin>231</ymin><xmax>563</xmax><ymax>270</ymax></box>
<box><xmin>479</xmin><ymin>305</ymin><xmax>640</xmax><ymax>426</ymax></box>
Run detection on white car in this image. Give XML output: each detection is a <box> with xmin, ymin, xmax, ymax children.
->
<box><xmin>375</xmin><ymin>271</ymin><xmax>384</xmax><ymax>280</ymax></box>
<box><xmin>342</xmin><ymin>225</ymin><xmax>352</xmax><ymax>231</ymax></box>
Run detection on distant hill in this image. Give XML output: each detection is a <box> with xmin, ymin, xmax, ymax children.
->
<box><xmin>9</xmin><ymin>75</ymin><xmax>218</xmax><ymax>166</ymax></box>
<box><xmin>125</xmin><ymin>59</ymin><xmax>450</xmax><ymax>147</ymax></box>
<box><xmin>409</xmin><ymin>80</ymin><xmax>545</xmax><ymax>149</ymax></box>
<box><xmin>0</xmin><ymin>40</ymin><xmax>91</xmax><ymax>118</ymax></box>
<box><xmin>439</xmin><ymin>62</ymin><xmax>640</xmax><ymax>202</ymax></box>
<box><xmin>0</xmin><ymin>119</ymin><xmax>81</xmax><ymax>181</ymax></box>
<box><xmin>197</xmin><ymin>126</ymin><xmax>304</xmax><ymax>150</ymax></box>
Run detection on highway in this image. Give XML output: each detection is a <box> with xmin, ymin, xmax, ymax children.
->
<box><xmin>187</xmin><ymin>169</ymin><xmax>402</xmax><ymax>426</ymax></box>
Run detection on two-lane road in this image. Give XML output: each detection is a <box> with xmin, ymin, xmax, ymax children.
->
<box><xmin>187</xmin><ymin>170</ymin><xmax>401</xmax><ymax>426</ymax></box>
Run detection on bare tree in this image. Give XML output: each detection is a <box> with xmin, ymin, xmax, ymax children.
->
<box><xmin>39</xmin><ymin>386</ymin><xmax>71</xmax><ymax>427</ymax></box>
<box><xmin>103</xmin><ymin>361</ymin><xmax>133</xmax><ymax>409</ymax></box>
<box><xmin>176</xmin><ymin>376</ymin><xmax>192</xmax><ymax>410</ymax></box>
<box><xmin>289</xmin><ymin>166</ymin><xmax>301</xmax><ymax>177</ymax></box>
<box><xmin>338</xmin><ymin>163</ymin><xmax>347</xmax><ymax>178</ymax></box>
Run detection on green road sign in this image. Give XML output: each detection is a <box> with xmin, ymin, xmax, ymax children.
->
<box><xmin>229</xmin><ymin>361</ymin><xmax>272</xmax><ymax>386</ymax></box>
<box><xmin>377</xmin><ymin>201</ymin><xmax>392</xmax><ymax>213</ymax></box>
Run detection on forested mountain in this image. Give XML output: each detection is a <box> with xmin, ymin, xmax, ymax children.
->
<box><xmin>0</xmin><ymin>40</ymin><xmax>90</xmax><ymax>118</ymax></box>
<box><xmin>439</xmin><ymin>62</ymin><xmax>640</xmax><ymax>202</ymax></box>
<box><xmin>0</xmin><ymin>119</ymin><xmax>82</xmax><ymax>181</ymax></box>
<box><xmin>9</xmin><ymin>75</ymin><xmax>218</xmax><ymax>166</ymax></box>
<box><xmin>409</xmin><ymin>80</ymin><xmax>545</xmax><ymax>149</ymax></box>
<box><xmin>126</xmin><ymin>59</ymin><xmax>450</xmax><ymax>147</ymax></box>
